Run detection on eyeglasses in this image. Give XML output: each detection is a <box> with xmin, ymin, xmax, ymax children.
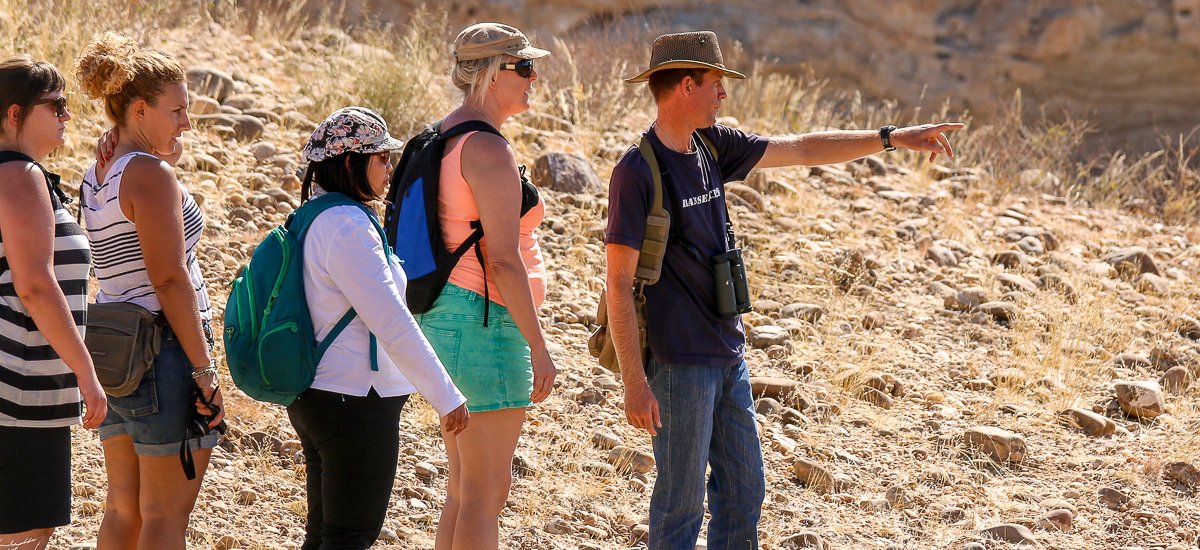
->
<box><xmin>35</xmin><ymin>96</ymin><xmax>69</xmax><ymax>118</ymax></box>
<box><xmin>499</xmin><ymin>59</ymin><xmax>535</xmax><ymax>78</ymax></box>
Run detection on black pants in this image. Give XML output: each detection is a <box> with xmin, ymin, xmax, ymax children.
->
<box><xmin>286</xmin><ymin>388</ymin><xmax>409</xmax><ymax>550</ymax></box>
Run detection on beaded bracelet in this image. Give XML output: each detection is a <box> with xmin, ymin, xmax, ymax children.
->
<box><xmin>191</xmin><ymin>366</ymin><xmax>218</xmax><ymax>380</ymax></box>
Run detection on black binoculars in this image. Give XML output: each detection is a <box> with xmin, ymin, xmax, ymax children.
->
<box><xmin>712</xmin><ymin>247</ymin><xmax>752</xmax><ymax>319</ymax></box>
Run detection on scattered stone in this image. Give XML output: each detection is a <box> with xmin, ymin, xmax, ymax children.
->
<box><xmin>854</xmin><ymin>386</ymin><xmax>894</xmax><ymax>409</ymax></box>
<box><xmin>1160</xmin><ymin>366</ymin><xmax>1192</xmax><ymax>394</ymax></box>
<box><xmin>748</xmin><ymin>325</ymin><xmax>790</xmax><ymax>348</ymax></box>
<box><xmin>250</xmin><ymin>141</ymin><xmax>277</xmax><ymax>162</ymax></box>
<box><xmin>963</xmin><ymin>426</ymin><xmax>1026</xmax><ymax>464</ymax></box>
<box><xmin>1163</xmin><ymin>461</ymin><xmax>1200</xmax><ymax>489</ymax></box>
<box><xmin>941</xmin><ymin>506</ymin><xmax>967</xmax><ymax>523</ymax></box>
<box><xmin>593</xmin><ymin>374</ymin><xmax>622</xmax><ymax>391</ymax></box>
<box><xmin>413</xmin><ymin>462</ymin><xmax>439</xmax><ymax>481</ymax></box>
<box><xmin>531</xmin><ymin>152</ymin><xmax>602</xmax><ymax>194</ymax></box>
<box><xmin>629</xmin><ymin>524</ymin><xmax>649</xmax><ymax>545</ymax></box>
<box><xmin>979</xmin><ymin>301</ymin><xmax>1017</xmax><ymax>324</ymax></box>
<box><xmin>377</xmin><ymin>527</ymin><xmax>398</xmax><ymax>543</ymax></box>
<box><xmin>1037</xmin><ymin>509</ymin><xmax>1073</xmax><ymax>531</ymax></box>
<box><xmin>240</xmin><ymin>431</ymin><xmax>284</xmax><ymax>455</ymax></box>
<box><xmin>236</xmin><ymin>489</ymin><xmax>258</xmax><ymax>505</ymax></box>
<box><xmin>991</xmin><ymin>250</ymin><xmax>1028</xmax><ymax>269</ymax></box>
<box><xmin>214</xmin><ymin>535</ymin><xmax>241</xmax><ymax>550</ymax></box>
<box><xmin>926</xmin><ymin>245</ymin><xmax>958</xmax><ymax>267</ymax></box>
<box><xmin>512</xmin><ymin>453</ymin><xmax>536</xmax><ymax>477</ymax></box>
<box><xmin>231</xmin><ymin>114</ymin><xmax>265</xmax><ymax>141</ymax></box>
<box><xmin>1104</xmin><ymin>246</ymin><xmax>1160</xmax><ymax>277</ymax></box>
<box><xmin>750</xmin><ymin>377</ymin><xmax>802</xmax><ymax>401</ymax></box>
<box><xmin>608</xmin><ymin>447</ymin><xmax>655</xmax><ymax>475</ymax></box>
<box><xmin>965</xmin><ymin>379</ymin><xmax>996</xmax><ymax>391</ymax></box>
<box><xmin>725</xmin><ymin>183</ymin><xmax>766</xmax><ymax>212</ymax></box>
<box><xmin>1060</xmin><ymin>408</ymin><xmax>1116</xmax><ymax>437</ymax></box>
<box><xmin>997</xmin><ymin>273</ymin><xmax>1039</xmax><ymax>294</ymax></box>
<box><xmin>1112</xmin><ymin>353</ymin><xmax>1152</xmax><ymax>368</ymax></box>
<box><xmin>1174</xmin><ymin>315</ymin><xmax>1200</xmax><ymax>340</ymax></box>
<box><xmin>574</xmin><ymin>387</ymin><xmax>607</xmax><ymax>406</ymax></box>
<box><xmin>980</xmin><ymin>523</ymin><xmax>1037</xmax><ymax>545</ymax></box>
<box><xmin>1098</xmin><ymin>487</ymin><xmax>1132</xmax><ymax>511</ymax></box>
<box><xmin>190</xmin><ymin>96</ymin><xmax>221</xmax><ymax>115</ymax></box>
<box><xmin>1037</xmin><ymin>273</ymin><xmax>1077</xmax><ymax>301</ymax></box>
<box><xmin>945</xmin><ymin>287</ymin><xmax>988</xmax><ymax>312</ymax></box>
<box><xmin>1114</xmin><ymin>380</ymin><xmax>1166</xmax><ymax>419</ymax></box>
<box><xmin>186</xmin><ymin>67</ymin><xmax>236</xmax><ymax>102</ymax></box>
<box><xmin>590</xmin><ymin>427</ymin><xmax>622</xmax><ymax>450</ymax></box>
<box><xmin>780</xmin><ymin>531</ymin><xmax>826</xmax><ymax>549</ymax></box>
<box><xmin>861</xmin><ymin>311</ymin><xmax>885</xmax><ymax>330</ymax></box>
<box><xmin>792</xmin><ymin>458</ymin><xmax>847</xmax><ymax>493</ymax></box>
<box><xmin>1135</xmin><ymin>272</ymin><xmax>1169</xmax><ymax>295</ymax></box>
<box><xmin>779</xmin><ymin>303</ymin><xmax>824</xmax><ymax>323</ymax></box>
<box><xmin>830</xmin><ymin>249</ymin><xmax>877</xmax><ymax>290</ymax></box>
<box><xmin>1015</xmin><ymin>236</ymin><xmax>1045</xmax><ymax>255</ymax></box>
<box><xmin>545</xmin><ymin>517</ymin><xmax>573</xmax><ymax>535</ymax></box>
<box><xmin>755</xmin><ymin>397</ymin><xmax>784</xmax><ymax>416</ymax></box>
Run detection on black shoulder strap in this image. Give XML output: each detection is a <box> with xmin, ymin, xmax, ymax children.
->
<box><xmin>0</xmin><ymin>150</ymin><xmax>71</xmax><ymax>211</ymax></box>
<box><xmin>440</xmin><ymin>119</ymin><xmax>504</xmax><ymax>142</ymax></box>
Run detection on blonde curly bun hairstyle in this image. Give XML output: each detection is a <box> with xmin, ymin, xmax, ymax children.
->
<box><xmin>75</xmin><ymin>31</ymin><xmax>185</xmax><ymax>123</ymax></box>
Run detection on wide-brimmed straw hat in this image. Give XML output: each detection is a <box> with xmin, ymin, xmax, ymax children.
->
<box><xmin>303</xmin><ymin>106</ymin><xmax>404</xmax><ymax>163</ymax></box>
<box><xmin>453</xmin><ymin>22</ymin><xmax>550</xmax><ymax>62</ymax></box>
<box><xmin>624</xmin><ymin>30</ymin><xmax>746</xmax><ymax>83</ymax></box>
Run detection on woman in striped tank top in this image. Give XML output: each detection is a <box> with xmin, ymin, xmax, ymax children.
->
<box><xmin>0</xmin><ymin>56</ymin><xmax>107</xmax><ymax>549</ymax></box>
<box><xmin>75</xmin><ymin>32</ymin><xmax>222</xmax><ymax>549</ymax></box>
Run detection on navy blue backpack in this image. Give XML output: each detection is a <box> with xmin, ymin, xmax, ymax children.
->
<box><xmin>383</xmin><ymin>120</ymin><xmax>538</xmax><ymax>323</ymax></box>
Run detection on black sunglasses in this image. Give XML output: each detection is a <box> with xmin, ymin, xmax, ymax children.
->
<box><xmin>499</xmin><ymin>59</ymin><xmax>535</xmax><ymax>78</ymax></box>
<box><xmin>35</xmin><ymin>96</ymin><xmax>69</xmax><ymax>118</ymax></box>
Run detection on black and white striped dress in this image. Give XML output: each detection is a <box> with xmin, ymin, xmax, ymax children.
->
<box><xmin>0</xmin><ymin>156</ymin><xmax>91</xmax><ymax>428</ymax></box>
<box><xmin>81</xmin><ymin>152</ymin><xmax>211</xmax><ymax>321</ymax></box>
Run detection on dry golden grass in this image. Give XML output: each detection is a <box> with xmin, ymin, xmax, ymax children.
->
<box><xmin>6</xmin><ymin>1</ymin><xmax>1200</xmax><ymax>548</ymax></box>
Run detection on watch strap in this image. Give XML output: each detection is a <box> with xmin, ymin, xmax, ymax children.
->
<box><xmin>880</xmin><ymin>125</ymin><xmax>898</xmax><ymax>152</ymax></box>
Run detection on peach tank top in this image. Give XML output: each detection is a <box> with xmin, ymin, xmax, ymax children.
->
<box><xmin>439</xmin><ymin>131</ymin><xmax>546</xmax><ymax>308</ymax></box>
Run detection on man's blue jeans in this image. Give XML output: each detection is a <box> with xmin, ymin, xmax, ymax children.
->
<box><xmin>646</xmin><ymin>358</ymin><xmax>765</xmax><ymax>550</ymax></box>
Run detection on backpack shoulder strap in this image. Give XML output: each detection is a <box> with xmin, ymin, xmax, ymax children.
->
<box><xmin>0</xmin><ymin>151</ymin><xmax>34</xmax><ymax>165</ymax></box>
<box><xmin>695</xmin><ymin>131</ymin><xmax>718</xmax><ymax>161</ymax></box>
<box><xmin>633</xmin><ymin>136</ymin><xmax>671</xmax><ymax>286</ymax></box>
<box><xmin>440</xmin><ymin>120</ymin><xmax>504</xmax><ymax>141</ymax></box>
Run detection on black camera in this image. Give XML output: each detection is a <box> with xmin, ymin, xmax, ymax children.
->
<box><xmin>189</xmin><ymin>406</ymin><xmax>227</xmax><ymax>437</ymax></box>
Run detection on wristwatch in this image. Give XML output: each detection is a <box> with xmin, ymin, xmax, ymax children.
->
<box><xmin>879</xmin><ymin>125</ymin><xmax>898</xmax><ymax>152</ymax></box>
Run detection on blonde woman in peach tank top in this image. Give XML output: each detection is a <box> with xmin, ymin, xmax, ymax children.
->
<box><xmin>439</xmin><ymin>133</ymin><xmax>547</xmax><ymax>306</ymax></box>
<box><xmin>413</xmin><ymin>23</ymin><xmax>558</xmax><ymax>550</ymax></box>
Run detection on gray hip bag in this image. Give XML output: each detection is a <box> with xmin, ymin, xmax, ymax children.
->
<box><xmin>85</xmin><ymin>302</ymin><xmax>162</xmax><ymax>397</ymax></box>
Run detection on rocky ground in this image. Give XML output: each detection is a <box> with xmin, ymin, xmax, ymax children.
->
<box><xmin>37</xmin><ymin>19</ymin><xmax>1200</xmax><ymax>550</ymax></box>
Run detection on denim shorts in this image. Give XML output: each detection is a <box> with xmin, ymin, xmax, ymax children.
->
<box><xmin>415</xmin><ymin>283</ymin><xmax>533</xmax><ymax>412</ymax></box>
<box><xmin>98</xmin><ymin>333</ymin><xmax>221</xmax><ymax>456</ymax></box>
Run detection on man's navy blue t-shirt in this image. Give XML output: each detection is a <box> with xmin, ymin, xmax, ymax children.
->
<box><xmin>606</xmin><ymin>125</ymin><xmax>768</xmax><ymax>367</ymax></box>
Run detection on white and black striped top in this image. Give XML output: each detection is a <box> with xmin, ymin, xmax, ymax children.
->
<box><xmin>0</xmin><ymin>154</ymin><xmax>91</xmax><ymax>428</ymax></box>
<box><xmin>81</xmin><ymin>152</ymin><xmax>211</xmax><ymax>321</ymax></box>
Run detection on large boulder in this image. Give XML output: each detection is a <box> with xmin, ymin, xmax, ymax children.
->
<box><xmin>530</xmin><ymin>152</ymin><xmax>601</xmax><ymax>194</ymax></box>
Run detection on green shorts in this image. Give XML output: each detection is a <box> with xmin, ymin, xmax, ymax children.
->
<box><xmin>415</xmin><ymin>283</ymin><xmax>533</xmax><ymax>412</ymax></box>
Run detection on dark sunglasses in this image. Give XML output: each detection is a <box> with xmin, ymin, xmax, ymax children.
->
<box><xmin>499</xmin><ymin>59</ymin><xmax>535</xmax><ymax>78</ymax></box>
<box><xmin>35</xmin><ymin>96</ymin><xmax>69</xmax><ymax>118</ymax></box>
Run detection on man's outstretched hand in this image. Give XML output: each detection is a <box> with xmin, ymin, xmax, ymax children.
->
<box><xmin>891</xmin><ymin>123</ymin><xmax>966</xmax><ymax>162</ymax></box>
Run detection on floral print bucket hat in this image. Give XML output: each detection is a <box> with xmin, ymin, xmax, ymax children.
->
<box><xmin>302</xmin><ymin>106</ymin><xmax>405</xmax><ymax>162</ymax></box>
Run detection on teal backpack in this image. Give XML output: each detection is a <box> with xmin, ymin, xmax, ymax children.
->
<box><xmin>224</xmin><ymin>192</ymin><xmax>384</xmax><ymax>406</ymax></box>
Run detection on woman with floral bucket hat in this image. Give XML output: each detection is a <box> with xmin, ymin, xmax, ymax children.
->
<box><xmin>290</xmin><ymin>106</ymin><xmax>468</xmax><ymax>549</ymax></box>
<box><xmin>413</xmin><ymin>22</ymin><xmax>558</xmax><ymax>550</ymax></box>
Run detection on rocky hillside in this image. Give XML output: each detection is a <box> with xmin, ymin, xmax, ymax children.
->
<box><xmin>12</xmin><ymin>4</ymin><xmax>1199</xmax><ymax>550</ymax></box>
<box><xmin>318</xmin><ymin>0</ymin><xmax>1200</xmax><ymax>154</ymax></box>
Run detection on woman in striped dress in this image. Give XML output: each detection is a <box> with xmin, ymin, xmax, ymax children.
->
<box><xmin>0</xmin><ymin>55</ymin><xmax>107</xmax><ymax>549</ymax></box>
<box><xmin>76</xmin><ymin>32</ymin><xmax>222</xmax><ymax>549</ymax></box>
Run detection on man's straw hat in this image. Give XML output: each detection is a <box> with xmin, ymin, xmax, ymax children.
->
<box><xmin>624</xmin><ymin>30</ymin><xmax>745</xmax><ymax>83</ymax></box>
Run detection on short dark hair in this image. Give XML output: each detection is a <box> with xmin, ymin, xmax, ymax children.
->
<box><xmin>301</xmin><ymin>152</ymin><xmax>377</xmax><ymax>203</ymax></box>
<box><xmin>0</xmin><ymin>55</ymin><xmax>66</xmax><ymax>135</ymax></box>
<box><xmin>647</xmin><ymin>68</ymin><xmax>709</xmax><ymax>101</ymax></box>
